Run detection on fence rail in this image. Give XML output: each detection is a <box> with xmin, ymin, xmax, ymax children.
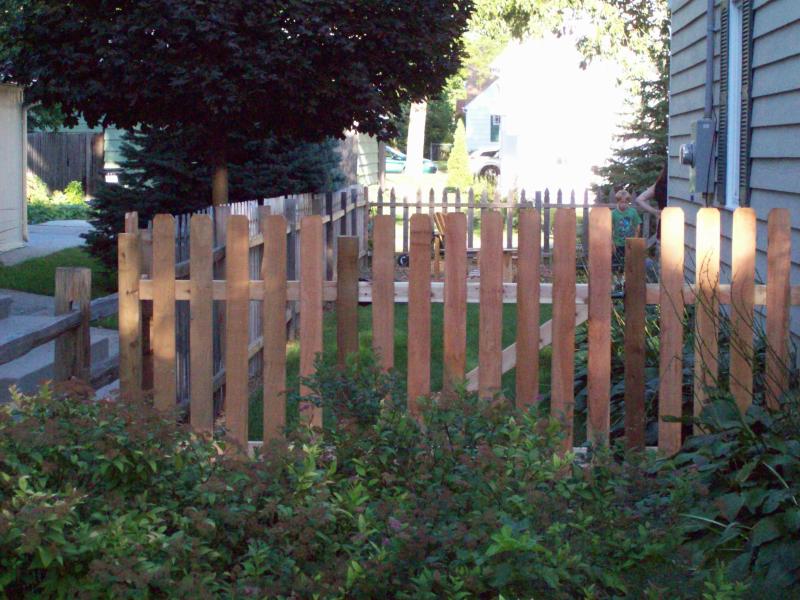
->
<box><xmin>118</xmin><ymin>205</ymin><xmax>797</xmax><ymax>456</ymax></box>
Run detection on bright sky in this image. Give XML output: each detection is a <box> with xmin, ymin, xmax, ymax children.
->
<box><xmin>494</xmin><ymin>34</ymin><xmax>626</xmax><ymax>195</ymax></box>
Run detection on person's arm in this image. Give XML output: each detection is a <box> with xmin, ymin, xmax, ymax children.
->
<box><xmin>634</xmin><ymin>185</ymin><xmax>660</xmax><ymax>217</ymax></box>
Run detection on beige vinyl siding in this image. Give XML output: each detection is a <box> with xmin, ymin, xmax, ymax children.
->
<box><xmin>0</xmin><ymin>85</ymin><xmax>26</xmax><ymax>253</ymax></box>
<box><xmin>668</xmin><ymin>0</ymin><xmax>800</xmax><ymax>346</ymax></box>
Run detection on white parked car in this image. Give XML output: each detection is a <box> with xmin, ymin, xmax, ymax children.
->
<box><xmin>469</xmin><ymin>146</ymin><xmax>500</xmax><ymax>180</ymax></box>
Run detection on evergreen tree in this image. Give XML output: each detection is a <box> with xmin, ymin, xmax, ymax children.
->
<box><xmin>593</xmin><ymin>7</ymin><xmax>669</xmax><ymax>196</ymax></box>
<box><xmin>84</xmin><ymin>128</ymin><xmax>344</xmax><ymax>269</ymax></box>
<box><xmin>447</xmin><ymin>120</ymin><xmax>473</xmax><ymax>190</ymax></box>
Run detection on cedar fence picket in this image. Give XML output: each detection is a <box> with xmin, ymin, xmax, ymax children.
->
<box><xmin>117</xmin><ymin>190</ymin><xmax>798</xmax><ymax>455</ymax></box>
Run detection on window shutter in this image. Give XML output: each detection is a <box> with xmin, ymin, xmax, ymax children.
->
<box><xmin>740</xmin><ymin>0</ymin><xmax>754</xmax><ymax>206</ymax></box>
<box><xmin>717</xmin><ymin>3</ymin><xmax>729</xmax><ymax>205</ymax></box>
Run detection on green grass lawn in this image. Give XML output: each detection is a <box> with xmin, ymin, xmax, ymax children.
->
<box><xmin>0</xmin><ymin>247</ymin><xmax>116</xmax><ymax>299</ymax></box>
<box><xmin>248</xmin><ymin>303</ymin><xmax>553</xmax><ymax>440</ymax></box>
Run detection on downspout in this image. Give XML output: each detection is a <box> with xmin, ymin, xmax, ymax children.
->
<box><xmin>704</xmin><ymin>0</ymin><xmax>716</xmax><ymax>119</ymax></box>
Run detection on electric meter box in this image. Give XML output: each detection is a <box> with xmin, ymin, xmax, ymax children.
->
<box><xmin>683</xmin><ymin>118</ymin><xmax>715</xmax><ymax>196</ymax></box>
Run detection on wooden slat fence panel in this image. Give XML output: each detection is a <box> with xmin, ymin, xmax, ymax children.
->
<box><xmin>766</xmin><ymin>209</ymin><xmax>791</xmax><ymax>409</ymax></box>
<box><xmin>443</xmin><ymin>212</ymin><xmax>467</xmax><ymax>396</ymax></box>
<box><xmin>693</xmin><ymin>208</ymin><xmax>720</xmax><ymax>429</ymax></box>
<box><xmin>189</xmin><ymin>215</ymin><xmax>214</xmax><ymax>432</ymax></box>
<box><xmin>624</xmin><ymin>238</ymin><xmax>646</xmax><ymax>450</ymax></box>
<box><xmin>730</xmin><ymin>208</ymin><xmax>756</xmax><ymax>412</ymax></box>
<box><xmin>263</xmin><ymin>215</ymin><xmax>288</xmax><ymax>442</ymax></box>
<box><xmin>225</xmin><ymin>215</ymin><xmax>251</xmax><ymax>447</ymax></box>
<box><xmin>515</xmin><ymin>208</ymin><xmax>541</xmax><ymax>407</ymax></box>
<box><xmin>478</xmin><ymin>210</ymin><xmax>504</xmax><ymax>401</ymax></box>
<box><xmin>658</xmin><ymin>208</ymin><xmax>684</xmax><ymax>455</ymax></box>
<box><xmin>113</xmin><ymin>203</ymin><xmax>800</xmax><ymax>453</ymax></box>
<box><xmin>152</xmin><ymin>215</ymin><xmax>177</xmax><ymax>412</ymax></box>
<box><xmin>587</xmin><ymin>207</ymin><xmax>612</xmax><ymax>446</ymax></box>
<box><xmin>408</xmin><ymin>214</ymin><xmax>432</xmax><ymax>415</ymax></box>
<box><xmin>372</xmin><ymin>216</ymin><xmax>395</xmax><ymax>371</ymax></box>
<box><xmin>550</xmin><ymin>209</ymin><xmax>576</xmax><ymax>450</ymax></box>
<box><xmin>299</xmin><ymin>215</ymin><xmax>324</xmax><ymax>427</ymax></box>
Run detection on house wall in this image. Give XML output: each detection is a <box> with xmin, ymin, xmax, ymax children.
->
<box><xmin>338</xmin><ymin>132</ymin><xmax>380</xmax><ymax>187</ymax></box>
<box><xmin>668</xmin><ymin>0</ymin><xmax>800</xmax><ymax>345</ymax></box>
<box><xmin>0</xmin><ymin>84</ymin><xmax>26</xmax><ymax>253</ymax></box>
<box><xmin>464</xmin><ymin>81</ymin><xmax>500</xmax><ymax>152</ymax></box>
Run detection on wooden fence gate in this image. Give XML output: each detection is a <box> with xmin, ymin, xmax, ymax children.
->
<box><xmin>118</xmin><ymin>205</ymin><xmax>798</xmax><ymax>455</ymax></box>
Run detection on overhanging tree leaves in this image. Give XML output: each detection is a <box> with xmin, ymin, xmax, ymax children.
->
<box><xmin>0</xmin><ymin>0</ymin><xmax>472</xmax><ymax>204</ymax></box>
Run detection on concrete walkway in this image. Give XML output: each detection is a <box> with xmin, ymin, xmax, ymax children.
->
<box><xmin>0</xmin><ymin>220</ymin><xmax>93</xmax><ymax>266</ymax></box>
<box><xmin>0</xmin><ymin>288</ymin><xmax>119</xmax><ymax>402</ymax></box>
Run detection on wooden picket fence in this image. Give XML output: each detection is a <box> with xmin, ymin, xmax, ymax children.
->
<box><xmin>118</xmin><ymin>205</ymin><xmax>798</xmax><ymax>455</ymax></box>
<box><xmin>124</xmin><ymin>187</ymin><xmax>370</xmax><ymax>407</ymax></box>
<box><xmin>374</xmin><ymin>186</ymin><xmax>657</xmax><ymax>255</ymax></box>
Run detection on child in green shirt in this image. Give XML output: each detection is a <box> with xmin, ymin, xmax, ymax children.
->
<box><xmin>611</xmin><ymin>189</ymin><xmax>641</xmax><ymax>272</ymax></box>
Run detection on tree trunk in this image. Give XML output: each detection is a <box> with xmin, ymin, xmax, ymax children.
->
<box><xmin>405</xmin><ymin>101</ymin><xmax>428</xmax><ymax>179</ymax></box>
<box><xmin>211</xmin><ymin>146</ymin><xmax>229</xmax><ymax>206</ymax></box>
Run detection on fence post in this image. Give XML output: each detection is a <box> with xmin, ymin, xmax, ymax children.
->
<box><xmin>624</xmin><ymin>238</ymin><xmax>646</xmax><ymax>450</ymax></box>
<box><xmin>300</xmin><ymin>216</ymin><xmax>324</xmax><ymax>428</ymax></box>
<box><xmin>478</xmin><ymin>210</ymin><xmax>504</xmax><ymax>401</ymax></box>
<box><xmin>225</xmin><ymin>215</ymin><xmax>251</xmax><ymax>447</ymax></box>
<box><xmin>443</xmin><ymin>212</ymin><xmax>467</xmax><ymax>397</ymax></box>
<box><xmin>543</xmin><ymin>189</ymin><xmax>551</xmax><ymax>257</ymax></box>
<box><xmin>730</xmin><ymin>208</ymin><xmax>756</xmax><ymax>412</ymax></box>
<box><xmin>337</xmin><ymin>237</ymin><xmax>360</xmax><ymax>366</ymax></box>
<box><xmin>506</xmin><ymin>192</ymin><xmax>514</xmax><ymax>249</ymax></box>
<box><xmin>285</xmin><ymin>197</ymin><xmax>299</xmax><ymax>340</ymax></box>
<box><xmin>408</xmin><ymin>214</ymin><xmax>432</xmax><ymax>416</ymax></box>
<box><xmin>516</xmin><ymin>208</ymin><xmax>541</xmax><ymax>408</ymax></box>
<box><xmin>325</xmin><ymin>192</ymin><xmax>335</xmax><ymax>279</ymax></box>
<box><xmin>467</xmin><ymin>189</ymin><xmax>475</xmax><ymax>249</ymax></box>
<box><xmin>766</xmin><ymin>208</ymin><xmax>791</xmax><ymax>410</ymax></box>
<box><xmin>587</xmin><ymin>207</ymin><xmax>612</xmax><ymax>446</ymax></box>
<box><xmin>372</xmin><ymin>215</ymin><xmax>396</xmax><ymax>372</ymax></box>
<box><xmin>189</xmin><ymin>215</ymin><xmax>214</xmax><ymax>433</ymax></box>
<box><xmin>263</xmin><ymin>215</ymin><xmax>288</xmax><ymax>441</ymax></box>
<box><xmin>152</xmin><ymin>215</ymin><xmax>177</xmax><ymax>412</ymax></box>
<box><xmin>658</xmin><ymin>207</ymin><xmax>685</xmax><ymax>455</ymax></box>
<box><xmin>550</xmin><ymin>209</ymin><xmax>576</xmax><ymax>451</ymax></box>
<box><xmin>693</xmin><ymin>208</ymin><xmax>720</xmax><ymax>430</ymax></box>
<box><xmin>118</xmin><ymin>232</ymin><xmax>142</xmax><ymax>400</ymax></box>
<box><xmin>54</xmin><ymin>267</ymin><xmax>91</xmax><ymax>382</ymax></box>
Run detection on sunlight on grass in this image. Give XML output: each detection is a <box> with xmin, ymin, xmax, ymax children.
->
<box><xmin>0</xmin><ymin>247</ymin><xmax>115</xmax><ymax>298</ymax></box>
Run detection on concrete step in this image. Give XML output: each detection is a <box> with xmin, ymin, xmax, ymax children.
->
<box><xmin>0</xmin><ymin>324</ymin><xmax>118</xmax><ymax>402</ymax></box>
<box><xmin>0</xmin><ymin>295</ymin><xmax>11</xmax><ymax>320</ymax></box>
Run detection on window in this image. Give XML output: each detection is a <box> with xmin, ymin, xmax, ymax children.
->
<box><xmin>725</xmin><ymin>0</ymin><xmax>743</xmax><ymax>208</ymax></box>
<box><xmin>490</xmin><ymin>115</ymin><xmax>501</xmax><ymax>143</ymax></box>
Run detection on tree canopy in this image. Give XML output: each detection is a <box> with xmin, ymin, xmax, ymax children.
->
<box><xmin>1</xmin><ymin>0</ymin><xmax>472</xmax><ymax>201</ymax></box>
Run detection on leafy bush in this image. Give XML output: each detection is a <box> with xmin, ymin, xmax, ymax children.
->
<box><xmin>0</xmin><ymin>368</ymin><xmax>723</xmax><ymax>598</ymax></box>
<box><xmin>446</xmin><ymin>119</ymin><xmax>472</xmax><ymax>191</ymax></box>
<box><xmin>669</xmin><ymin>389</ymin><xmax>800</xmax><ymax>594</ymax></box>
<box><xmin>26</xmin><ymin>175</ymin><xmax>89</xmax><ymax>224</ymax></box>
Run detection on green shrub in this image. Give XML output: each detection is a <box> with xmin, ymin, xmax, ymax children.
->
<box><xmin>26</xmin><ymin>175</ymin><xmax>89</xmax><ymax>224</ymax></box>
<box><xmin>668</xmin><ymin>389</ymin><xmax>800</xmax><ymax>594</ymax></box>
<box><xmin>1</xmin><ymin>363</ymin><xmax>730</xmax><ymax>598</ymax></box>
<box><xmin>446</xmin><ymin>119</ymin><xmax>472</xmax><ymax>191</ymax></box>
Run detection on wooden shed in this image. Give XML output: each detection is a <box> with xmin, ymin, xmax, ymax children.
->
<box><xmin>0</xmin><ymin>84</ymin><xmax>26</xmax><ymax>253</ymax></box>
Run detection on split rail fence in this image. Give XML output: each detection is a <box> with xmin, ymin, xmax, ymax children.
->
<box><xmin>118</xmin><ymin>203</ymin><xmax>798</xmax><ymax>455</ymax></box>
